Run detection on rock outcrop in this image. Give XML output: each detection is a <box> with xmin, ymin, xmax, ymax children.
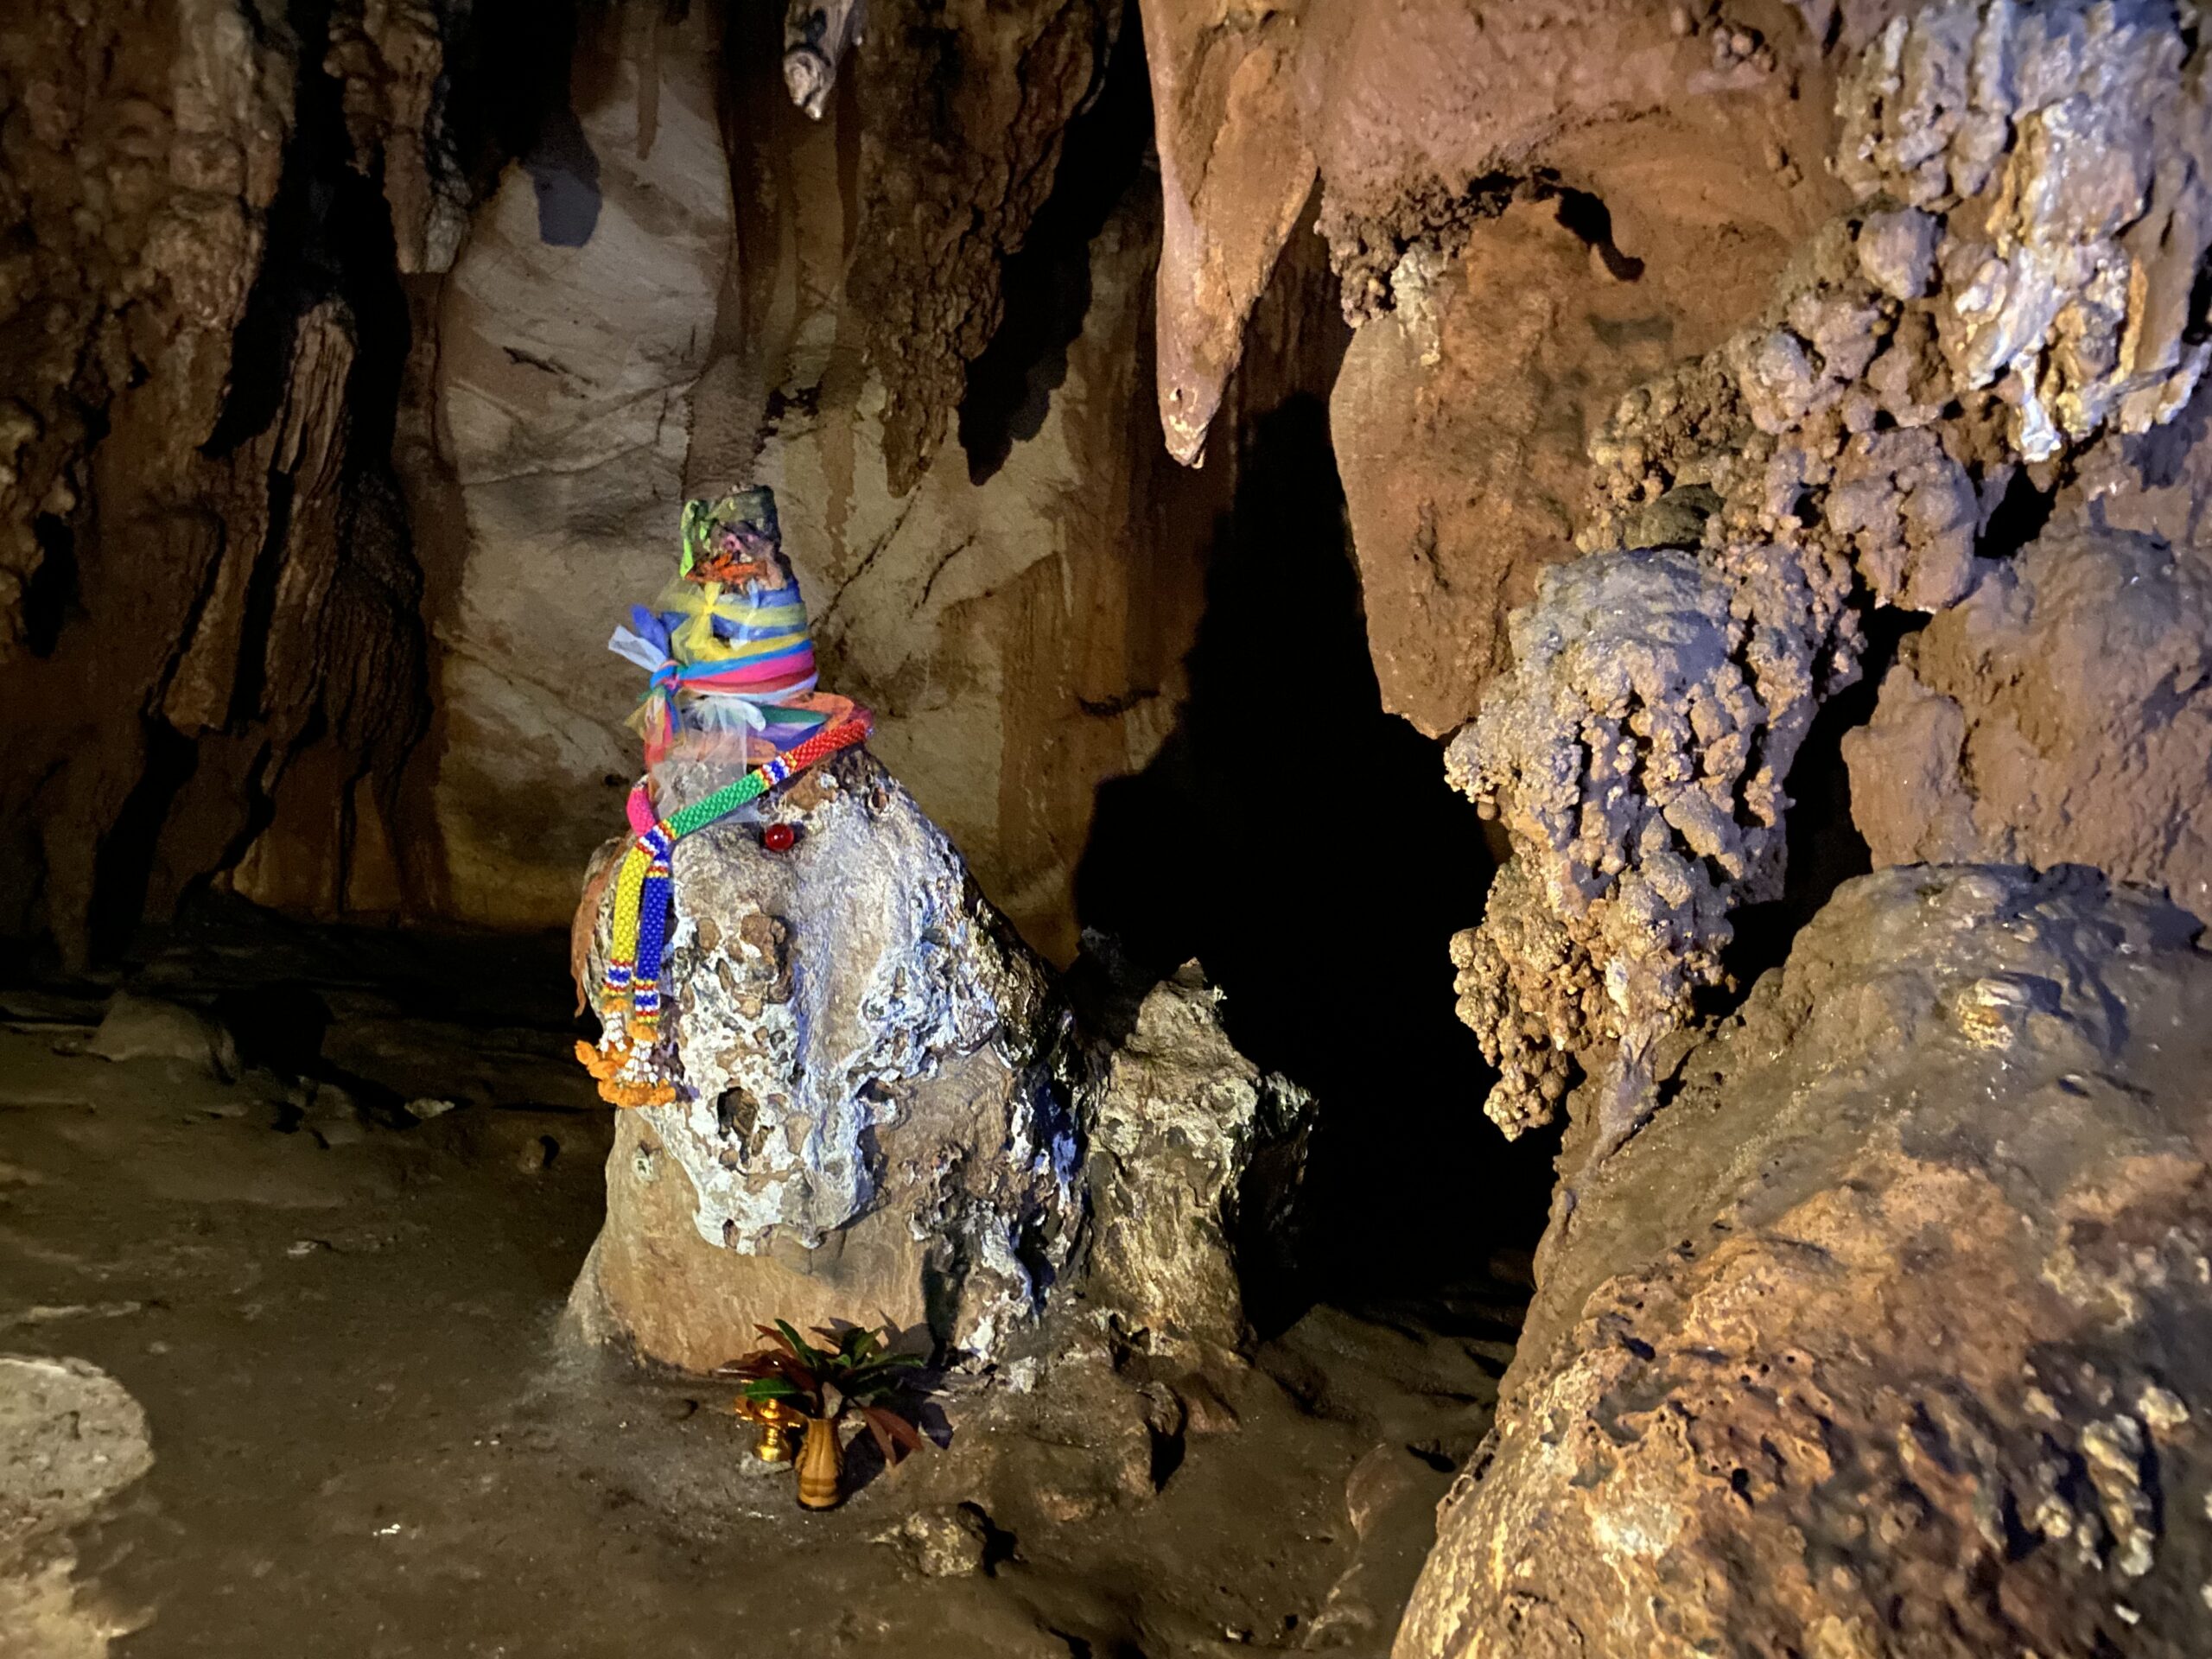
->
<box><xmin>1847</xmin><ymin>520</ymin><xmax>2212</xmax><ymax>922</ymax></box>
<box><xmin>1444</xmin><ymin>0</ymin><xmax>2212</xmax><ymax>1139</ymax></box>
<box><xmin>570</xmin><ymin>748</ymin><xmax>1083</xmax><ymax>1371</ymax></box>
<box><xmin>1081</xmin><ymin>962</ymin><xmax>1313</xmax><ymax>1357</ymax></box>
<box><xmin>0</xmin><ymin>1355</ymin><xmax>153</xmax><ymax>1656</ymax></box>
<box><xmin>1400</xmin><ymin>864</ymin><xmax>2212</xmax><ymax>1659</ymax></box>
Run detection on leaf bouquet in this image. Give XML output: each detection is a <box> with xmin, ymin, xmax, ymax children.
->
<box><xmin>720</xmin><ymin>1320</ymin><xmax>929</xmax><ymax>1509</ymax></box>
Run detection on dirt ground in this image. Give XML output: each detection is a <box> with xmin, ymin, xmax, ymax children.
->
<box><xmin>0</xmin><ymin>913</ymin><xmax>1522</xmax><ymax>1658</ymax></box>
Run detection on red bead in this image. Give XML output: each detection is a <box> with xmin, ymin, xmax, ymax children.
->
<box><xmin>762</xmin><ymin>823</ymin><xmax>797</xmax><ymax>852</ymax></box>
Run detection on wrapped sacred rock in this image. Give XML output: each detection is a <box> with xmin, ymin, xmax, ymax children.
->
<box><xmin>569</xmin><ymin>747</ymin><xmax>1083</xmax><ymax>1371</ymax></box>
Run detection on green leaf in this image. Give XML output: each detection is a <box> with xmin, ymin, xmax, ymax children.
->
<box><xmin>776</xmin><ymin>1319</ymin><xmax>828</xmax><ymax>1370</ymax></box>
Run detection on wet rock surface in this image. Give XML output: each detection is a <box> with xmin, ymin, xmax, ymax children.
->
<box><xmin>573</xmin><ymin>749</ymin><xmax>1082</xmax><ymax>1371</ymax></box>
<box><xmin>1402</xmin><ymin>865</ymin><xmax>2212</xmax><ymax>1658</ymax></box>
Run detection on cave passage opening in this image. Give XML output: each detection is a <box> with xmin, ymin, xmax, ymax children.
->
<box><xmin>1073</xmin><ymin>392</ymin><xmax>1560</xmax><ymax>1326</ymax></box>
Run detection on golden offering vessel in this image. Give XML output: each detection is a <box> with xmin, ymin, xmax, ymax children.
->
<box><xmin>732</xmin><ymin>1395</ymin><xmax>805</xmax><ymax>1462</ymax></box>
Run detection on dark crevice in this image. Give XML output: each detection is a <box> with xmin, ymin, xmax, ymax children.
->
<box><xmin>1551</xmin><ymin>186</ymin><xmax>1644</xmax><ymax>281</ymax></box>
<box><xmin>1979</xmin><ymin>464</ymin><xmax>2058</xmax><ymax>561</ymax></box>
<box><xmin>2184</xmin><ymin>247</ymin><xmax>2212</xmax><ymax>345</ymax></box>
<box><xmin>1072</xmin><ymin>395</ymin><xmax>1556</xmax><ymax>1316</ymax></box>
<box><xmin>22</xmin><ymin>512</ymin><xmax>80</xmax><ymax>658</ymax></box>
<box><xmin>957</xmin><ymin>12</ymin><xmax>1153</xmax><ymax>484</ymax></box>
<box><xmin>1725</xmin><ymin>606</ymin><xmax>1926</xmax><ymax>993</ymax></box>
<box><xmin>87</xmin><ymin>721</ymin><xmax>200</xmax><ymax>960</ymax></box>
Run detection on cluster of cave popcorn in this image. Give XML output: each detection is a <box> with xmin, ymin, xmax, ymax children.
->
<box><xmin>1446</xmin><ymin>0</ymin><xmax>2212</xmax><ymax>1145</ymax></box>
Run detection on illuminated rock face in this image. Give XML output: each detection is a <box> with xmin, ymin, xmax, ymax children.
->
<box><xmin>1401</xmin><ymin>865</ymin><xmax>2212</xmax><ymax>1659</ymax></box>
<box><xmin>1440</xmin><ymin>0</ymin><xmax>2212</xmax><ymax>1142</ymax></box>
<box><xmin>1846</xmin><ymin>520</ymin><xmax>2212</xmax><ymax>926</ymax></box>
<box><xmin>570</xmin><ymin>748</ymin><xmax>1083</xmax><ymax>1371</ymax></box>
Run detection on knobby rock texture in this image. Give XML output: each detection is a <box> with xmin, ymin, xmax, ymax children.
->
<box><xmin>1401</xmin><ymin>865</ymin><xmax>2212</xmax><ymax>1659</ymax></box>
<box><xmin>1080</xmin><ymin>962</ymin><xmax>1313</xmax><ymax>1357</ymax></box>
<box><xmin>1444</xmin><ymin>0</ymin><xmax>2212</xmax><ymax>1141</ymax></box>
<box><xmin>0</xmin><ymin>1355</ymin><xmax>154</xmax><ymax>1655</ymax></box>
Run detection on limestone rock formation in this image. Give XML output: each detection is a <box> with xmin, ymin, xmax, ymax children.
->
<box><xmin>324</xmin><ymin>0</ymin><xmax>469</xmax><ymax>274</ymax></box>
<box><xmin>0</xmin><ymin>0</ymin><xmax>427</xmax><ymax>958</ymax></box>
<box><xmin>843</xmin><ymin>0</ymin><xmax>1119</xmax><ymax>492</ymax></box>
<box><xmin>1847</xmin><ymin>521</ymin><xmax>2212</xmax><ymax>922</ymax></box>
<box><xmin>1401</xmin><ymin>865</ymin><xmax>2212</xmax><ymax>1659</ymax></box>
<box><xmin>1139</xmin><ymin>0</ymin><xmax>1845</xmax><ymax>473</ymax></box>
<box><xmin>1444</xmin><ymin>548</ymin><xmax>1815</xmax><ymax>1141</ymax></box>
<box><xmin>1446</xmin><ymin>0</ymin><xmax>2212</xmax><ymax>1138</ymax></box>
<box><xmin>1332</xmin><ymin>186</ymin><xmax>1831</xmax><ymax>740</ymax></box>
<box><xmin>0</xmin><ymin>1355</ymin><xmax>153</xmax><ymax>1656</ymax></box>
<box><xmin>1081</xmin><ymin>962</ymin><xmax>1313</xmax><ymax>1356</ymax></box>
<box><xmin>570</xmin><ymin>748</ymin><xmax>1083</xmax><ymax>1372</ymax></box>
<box><xmin>429</xmin><ymin>3</ymin><xmax>733</xmax><ymax>926</ymax></box>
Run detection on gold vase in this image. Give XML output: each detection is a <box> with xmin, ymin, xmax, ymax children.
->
<box><xmin>796</xmin><ymin>1415</ymin><xmax>843</xmax><ymax>1510</ymax></box>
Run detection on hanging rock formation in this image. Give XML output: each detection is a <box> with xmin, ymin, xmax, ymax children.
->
<box><xmin>1139</xmin><ymin>0</ymin><xmax>1844</xmax><ymax>481</ymax></box>
<box><xmin>324</xmin><ymin>0</ymin><xmax>470</xmax><ymax>274</ymax></box>
<box><xmin>1399</xmin><ymin>864</ymin><xmax>2212</xmax><ymax>1659</ymax></box>
<box><xmin>843</xmin><ymin>0</ymin><xmax>1122</xmax><ymax>493</ymax></box>
<box><xmin>570</xmin><ymin>748</ymin><xmax>1084</xmax><ymax>1371</ymax></box>
<box><xmin>1443</xmin><ymin>0</ymin><xmax>2212</xmax><ymax>1141</ymax></box>
<box><xmin>1846</xmin><ymin>518</ymin><xmax>2212</xmax><ymax>923</ymax></box>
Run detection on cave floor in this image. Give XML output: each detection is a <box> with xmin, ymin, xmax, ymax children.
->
<box><xmin>0</xmin><ymin>918</ymin><xmax>1521</xmax><ymax>1658</ymax></box>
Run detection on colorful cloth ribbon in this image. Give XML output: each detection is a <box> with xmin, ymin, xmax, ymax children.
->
<box><xmin>579</xmin><ymin>707</ymin><xmax>874</xmax><ymax>1108</ymax></box>
<box><xmin>608</xmin><ymin>577</ymin><xmax>824</xmax><ymax>768</ymax></box>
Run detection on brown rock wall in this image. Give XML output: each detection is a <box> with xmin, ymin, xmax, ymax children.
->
<box><xmin>1844</xmin><ymin>520</ymin><xmax>2212</xmax><ymax>922</ymax></box>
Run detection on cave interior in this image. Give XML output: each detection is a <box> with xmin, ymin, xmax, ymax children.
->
<box><xmin>4</xmin><ymin>3</ymin><xmax>2212</xmax><ymax>1656</ymax></box>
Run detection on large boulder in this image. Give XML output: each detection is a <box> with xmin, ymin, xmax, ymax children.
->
<box><xmin>1399</xmin><ymin>866</ymin><xmax>2212</xmax><ymax>1658</ymax></box>
<box><xmin>569</xmin><ymin>749</ymin><xmax>1082</xmax><ymax>1371</ymax></box>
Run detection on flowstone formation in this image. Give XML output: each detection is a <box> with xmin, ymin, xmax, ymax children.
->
<box><xmin>1446</xmin><ymin>0</ymin><xmax>2212</xmax><ymax>1141</ymax></box>
<box><xmin>1399</xmin><ymin>865</ymin><xmax>2212</xmax><ymax>1659</ymax></box>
